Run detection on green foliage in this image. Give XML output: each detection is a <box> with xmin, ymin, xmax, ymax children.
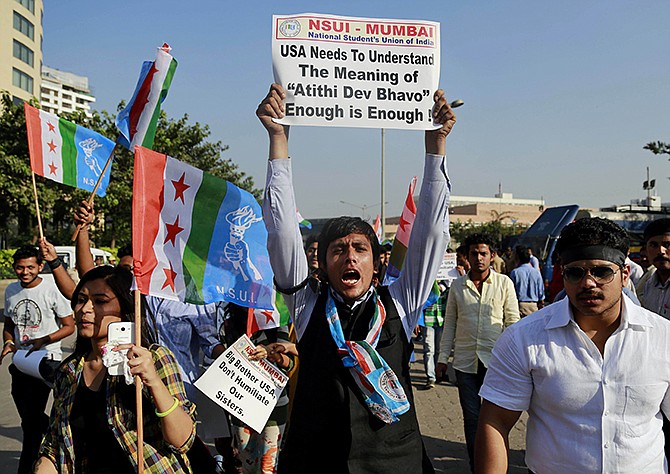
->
<box><xmin>0</xmin><ymin>94</ymin><xmax>260</xmax><ymax>249</ymax></box>
<box><xmin>644</xmin><ymin>141</ymin><xmax>670</xmax><ymax>157</ymax></box>
<box><xmin>0</xmin><ymin>250</ymin><xmax>15</xmax><ymax>279</ymax></box>
<box><xmin>449</xmin><ymin>219</ymin><xmax>528</xmax><ymax>249</ymax></box>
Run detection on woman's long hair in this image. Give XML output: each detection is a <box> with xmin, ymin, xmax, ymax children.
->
<box><xmin>71</xmin><ymin>266</ymin><xmax>155</xmax><ymax>356</ymax></box>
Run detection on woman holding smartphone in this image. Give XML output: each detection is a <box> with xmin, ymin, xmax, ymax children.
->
<box><xmin>34</xmin><ymin>266</ymin><xmax>196</xmax><ymax>474</ymax></box>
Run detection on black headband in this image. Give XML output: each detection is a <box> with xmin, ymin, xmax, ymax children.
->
<box><xmin>560</xmin><ymin>245</ymin><xmax>626</xmax><ymax>266</ymax></box>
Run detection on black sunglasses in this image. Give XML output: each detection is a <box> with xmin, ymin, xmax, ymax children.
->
<box><xmin>562</xmin><ymin>265</ymin><xmax>620</xmax><ymax>284</ymax></box>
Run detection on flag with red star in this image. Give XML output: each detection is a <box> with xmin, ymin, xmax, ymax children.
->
<box><xmin>24</xmin><ymin>103</ymin><xmax>115</xmax><ymax>196</ymax></box>
<box><xmin>132</xmin><ymin>146</ymin><xmax>274</xmax><ymax>310</ymax></box>
<box><xmin>383</xmin><ymin>176</ymin><xmax>417</xmax><ymax>285</ymax></box>
<box><xmin>246</xmin><ymin>291</ymin><xmax>291</xmax><ymax>336</ymax></box>
<box><xmin>116</xmin><ymin>43</ymin><xmax>177</xmax><ymax>151</ymax></box>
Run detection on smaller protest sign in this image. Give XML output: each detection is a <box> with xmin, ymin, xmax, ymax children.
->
<box><xmin>195</xmin><ymin>335</ymin><xmax>289</xmax><ymax>433</ymax></box>
<box><xmin>435</xmin><ymin>252</ymin><xmax>460</xmax><ymax>282</ymax></box>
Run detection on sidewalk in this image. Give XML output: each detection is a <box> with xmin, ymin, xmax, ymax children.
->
<box><xmin>410</xmin><ymin>343</ymin><xmax>528</xmax><ymax>473</ymax></box>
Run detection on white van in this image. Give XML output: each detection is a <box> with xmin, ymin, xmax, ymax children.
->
<box><xmin>54</xmin><ymin>246</ymin><xmax>112</xmax><ymax>271</ymax></box>
<box><xmin>39</xmin><ymin>246</ymin><xmax>113</xmax><ymax>285</ymax></box>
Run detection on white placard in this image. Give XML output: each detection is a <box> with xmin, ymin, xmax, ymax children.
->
<box><xmin>273</xmin><ymin>13</ymin><xmax>441</xmax><ymax>130</ymax></box>
<box><xmin>435</xmin><ymin>252</ymin><xmax>460</xmax><ymax>282</ymax></box>
<box><xmin>194</xmin><ymin>335</ymin><xmax>289</xmax><ymax>434</ymax></box>
<box><xmin>12</xmin><ymin>349</ymin><xmax>48</xmax><ymax>380</ymax></box>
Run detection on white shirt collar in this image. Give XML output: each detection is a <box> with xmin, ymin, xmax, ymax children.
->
<box><xmin>330</xmin><ymin>285</ymin><xmax>375</xmax><ymax>311</ymax></box>
<box><xmin>545</xmin><ymin>293</ymin><xmax>653</xmax><ymax>330</ymax></box>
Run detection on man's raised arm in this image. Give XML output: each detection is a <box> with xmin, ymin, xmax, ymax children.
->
<box><xmin>258</xmin><ymin>85</ymin><xmax>309</xmax><ymax>319</ymax></box>
<box><xmin>391</xmin><ymin>89</ymin><xmax>456</xmax><ymax>338</ymax></box>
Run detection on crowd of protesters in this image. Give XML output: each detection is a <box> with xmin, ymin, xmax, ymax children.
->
<box><xmin>3</xmin><ymin>82</ymin><xmax>670</xmax><ymax>474</ymax></box>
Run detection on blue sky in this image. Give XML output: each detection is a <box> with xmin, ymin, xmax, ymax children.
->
<box><xmin>43</xmin><ymin>1</ymin><xmax>670</xmax><ymax>220</ymax></box>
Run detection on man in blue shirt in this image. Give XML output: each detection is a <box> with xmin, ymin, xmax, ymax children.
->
<box><xmin>509</xmin><ymin>246</ymin><xmax>544</xmax><ymax>317</ymax></box>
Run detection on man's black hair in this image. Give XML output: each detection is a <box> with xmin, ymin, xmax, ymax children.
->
<box><xmin>304</xmin><ymin>234</ymin><xmax>318</xmax><ymax>250</ymax></box>
<box><xmin>463</xmin><ymin>233</ymin><xmax>497</xmax><ymax>254</ymax></box>
<box><xmin>555</xmin><ymin>217</ymin><xmax>629</xmax><ymax>258</ymax></box>
<box><xmin>456</xmin><ymin>244</ymin><xmax>468</xmax><ymax>257</ymax></box>
<box><xmin>643</xmin><ymin>218</ymin><xmax>670</xmax><ymax>243</ymax></box>
<box><xmin>317</xmin><ymin>216</ymin><xmax>380</xmax><ymax>273</ymax></box>
<box><xmin>515</xmin><ymin>245</ymin><xmax>531</xmax><ymax>264</ymax></box>
<box><xmin>13</xmin><ymin>245</ymin><xmax>41</xmax><ymax>265</ymax></box>
<box><xmin>117</xmin><ymin>244</ymin><xmax>132</xmax><ymax>259</ymax></box>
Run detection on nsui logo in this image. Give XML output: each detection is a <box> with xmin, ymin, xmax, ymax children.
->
<box><xmin>279</xmin><ymin>20</ymin><xmax>301</xmax><ymax>37</ymax></box>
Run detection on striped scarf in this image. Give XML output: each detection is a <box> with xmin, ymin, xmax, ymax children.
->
<box><xmin>325</xmin><ymin>290</ymin><xmax>410</xmax><ymax>424</ymax></box>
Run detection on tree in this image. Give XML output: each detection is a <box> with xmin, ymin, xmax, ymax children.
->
<box><xmin>0</xmin><ymin>94</ymin><xmax>260</xmax><ymax>248</ymax></box>
<box><xmin>449</xmin><ymin>218</ymin><xmax>528</xmax><ymax>249</ymax></box>
<box><xmin>644</xmin><ymin>141</ymin><xmax>670</xmax><ymax>157</ymax></box>
<box><xmin>0</xmin><ymin>94</ymin><xmax>85</xmax><ymax>246</ymax></box>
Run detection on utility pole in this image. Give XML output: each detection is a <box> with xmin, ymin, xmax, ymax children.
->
<box><xmin>381</xmin><ymin>128</ymin><xmax>385</xmax><ymax>241</ymax></box>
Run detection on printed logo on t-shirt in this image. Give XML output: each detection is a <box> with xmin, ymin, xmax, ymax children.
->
<box><xmin>12</xmin><ymin>299</ymin><xmax>43</xmax><ymax>344</ymax></box>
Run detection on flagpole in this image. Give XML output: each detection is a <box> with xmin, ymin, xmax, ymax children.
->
<box><xmin>70</xmin><ymin>142</ymin><xmax>119</xmax><ymax>241</ymax></box>
<box><xmin>134</xmin><ymin>289</ymin><xmax>145</xmax><ymax>474</ymax></box>
<box><xmin>31</xmin><ymin>172</ymin><xmax>44</xmax><ymax>240</ymax></box>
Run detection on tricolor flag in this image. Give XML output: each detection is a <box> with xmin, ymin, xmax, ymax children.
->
<box><xmin>296</xmin><ymin>209</ymin><xmax>312</xmax><ymax>229</ymax></box>
<box><xmin>132</xmin><ymin>146</ymin><xmax>274</xmax><ymax>310</ymax></box>
<box><xmin>24</xmin><ymin>103</ymin><xmax>115</xmax><ymax>196</ymax></box>
<box><xmin>373</xmin><ymin>214</ymin><xmax>382</xmax><ymax>243</ymax></box>
<box><xmin>116</xmin><ymin>43</ymin><xmax>177</xmax><ymax>151</ymax></box>
<box><xmin>383</xmin><ymin>177</ymin><xmax>417</xmax><ymax>285</ymax></box>
<box><xmin>246</xmin><ymin>291</ymin><xmax>291</xmax><ymax>336</ymax></box>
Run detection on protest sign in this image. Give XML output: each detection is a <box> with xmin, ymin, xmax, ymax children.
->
<box><xmin>273</xmin><ymin>13</ymin><xmax>441</xmax><ymax>130</ymax></box>
<box><xmin>435</xmin><ymin>252</ymin><xmax>460</xmax><ymax>282</ymax></box>
<box><xmin>195</xmin><ymin>335</ymin><xmax>289</xmax><ymax>433</ymax></box>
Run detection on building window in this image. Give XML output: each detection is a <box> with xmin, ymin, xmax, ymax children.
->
<box><xmin>13</xmin><ymin>40</ymin><xmax>34</xmax><ymax>67</ymax></box>
<box><xmin>62</xmin><ymin>94</ymin><xmax>72</xmax><ymax>101</ymax></box>
<box><xmin>12</xmin><ymin>68</ymin><xmax>33</xmax><ymax>94</ymax></box>
<box><xmin>13</xmin><ymin>11</ymin><xmax>34</xmax><ymax>41</ymax></box>
<box><xmin>15</xmin><ymin>0</ymin><xmax>35</xmax><ymax>14</ymax></box>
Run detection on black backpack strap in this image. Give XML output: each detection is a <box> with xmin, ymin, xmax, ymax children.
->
<box><xmin>274</xmin><ymin>276</ymin><xmax>313</xmax><ymax>295</ymax></box>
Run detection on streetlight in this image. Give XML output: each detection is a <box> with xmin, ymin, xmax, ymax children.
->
<box><xmin>339</xmin><ymin>200</ymin><xmax>387</xmax><ymax>220</ymax></box>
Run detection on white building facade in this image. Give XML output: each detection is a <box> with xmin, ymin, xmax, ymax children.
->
<box><xmin>40</xmin><ymin>65</ymin><xmax>95</xmax><ymax>116</ymax></box>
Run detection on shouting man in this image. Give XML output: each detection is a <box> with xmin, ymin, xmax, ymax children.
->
<box><xmin>257</xmin><ymin>83</ymin><xmax>456</xmax><ymax>473</ymax></box>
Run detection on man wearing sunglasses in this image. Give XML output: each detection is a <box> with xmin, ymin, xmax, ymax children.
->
<box><xmin>475</xmin><ymin>217</ymin><xmax>670</xmax><ymax>473</ymax></box>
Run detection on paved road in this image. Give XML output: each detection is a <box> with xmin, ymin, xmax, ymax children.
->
<box><xmin>0</xmin><ymin>338</ymin><xmax>527</xmax><ymax>473</ymax></box>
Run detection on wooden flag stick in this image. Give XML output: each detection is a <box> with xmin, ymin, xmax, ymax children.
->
<box><xmin>134</xmin><ymin>289</ymin><xmax>145</xmax><ymax>473</ymax></box>
<box><xmin>70</xmin><ymin>142</ymin><xmax>120</xmax><ymax>242</ymax></box>
<box><xmin>31</xmin><ymin>172</ymin><xmax>44</xmax><ymax>240</ymax></box>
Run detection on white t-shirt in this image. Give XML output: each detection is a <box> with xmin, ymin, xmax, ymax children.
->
<box><xmin>4</xmin><ymin>279</ymin><xmax>72</xmax><ymax>360</ymax></box>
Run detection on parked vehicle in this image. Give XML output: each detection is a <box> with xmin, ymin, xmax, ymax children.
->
<box><xmin>516</xmin><ymin>204</ymin><xmax>667</xmax><ymax>283</ymax></box>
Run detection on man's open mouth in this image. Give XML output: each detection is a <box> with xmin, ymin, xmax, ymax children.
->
<box><xmin>341</xmin><ymin>269</ymin><xmax>361</xmax><ymax>286</ymax></box>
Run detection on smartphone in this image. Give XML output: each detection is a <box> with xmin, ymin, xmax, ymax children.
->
<box><xmin>107</xmin><ymin>322</ymin><xmax>135</xmax><ymax>377</ymax></box>
<box><xmin>107</xmin><ymin>321</ymin><xmax>135</xmax><ymax>345</ymax></box>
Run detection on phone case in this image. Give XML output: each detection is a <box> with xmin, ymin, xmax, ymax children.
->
<box><xmin>107</xmin><ymin>322</ymin><xmax>135</xmax><ymax>376</ymax></box>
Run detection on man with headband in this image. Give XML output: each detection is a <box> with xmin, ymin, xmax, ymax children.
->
<box><xmin>475</xmin><ymin>217</ymin><xmax>670</xmax><ymax>473</ymax></box>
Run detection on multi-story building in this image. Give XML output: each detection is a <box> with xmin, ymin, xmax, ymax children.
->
<box><xmin>0</xmin><ymin>0</ymin><xmax>44</xmax><ymax>105</ymax></box>
<box><xmin>447</xmin><ymin>192</ymin><xmax>545</xmax><ymax>226</ymax></box>
<box><xmin>40</xmin><ymin>65</ymin><xmax>95</xmax><ymax>116</ymax></box>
